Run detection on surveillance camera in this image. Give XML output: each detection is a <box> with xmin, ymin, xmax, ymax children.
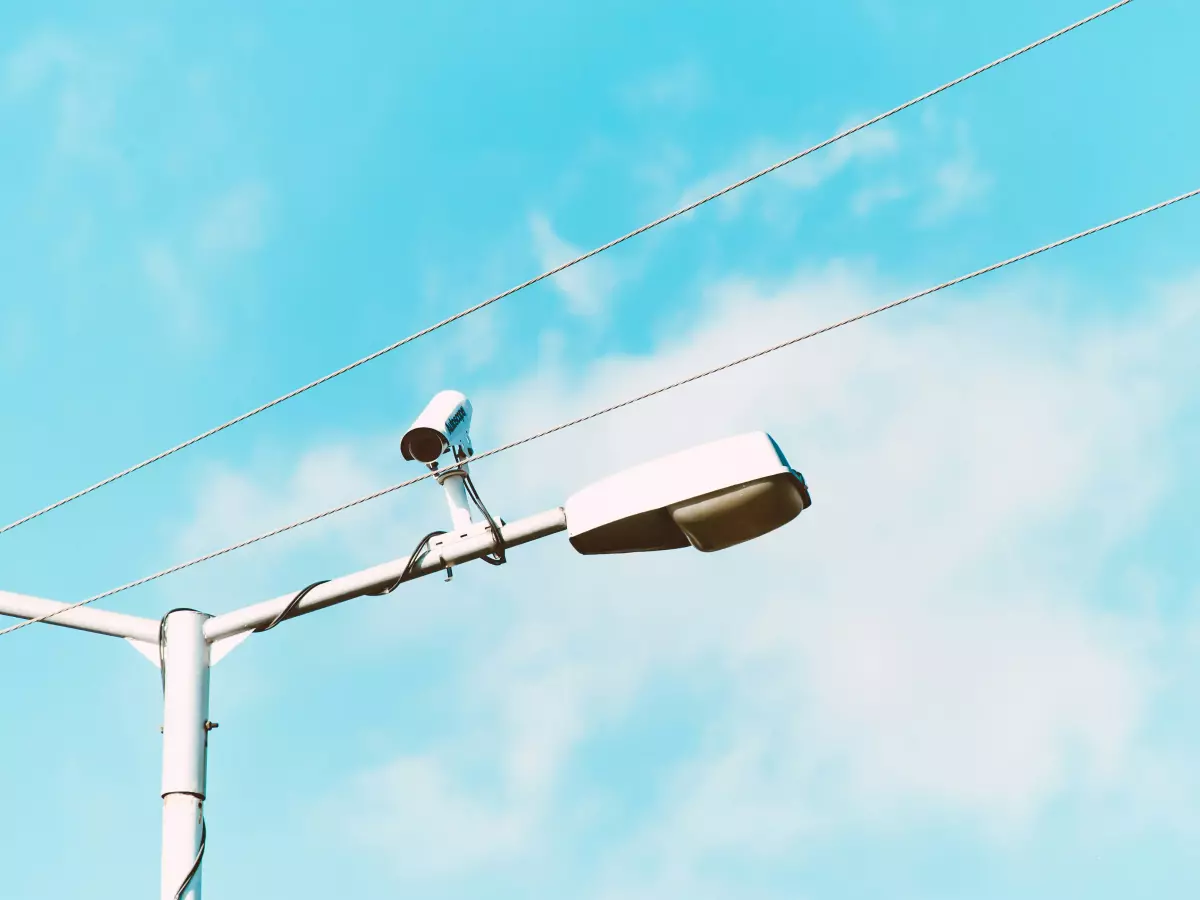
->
<box><xmin>401</xmin><ymin>390</ymin><xmax>474</xmax><ymax>466</ymax></box>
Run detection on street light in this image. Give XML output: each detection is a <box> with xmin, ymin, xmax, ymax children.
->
<box><xmin>566</xmin><ymin>431</ymin><xmax>810</xmax><ymax>554</ymax></box>
<box><xmin>0</xmin><ymin>415</ymin><xmax>811</xmax><ymax>900</ymax></box>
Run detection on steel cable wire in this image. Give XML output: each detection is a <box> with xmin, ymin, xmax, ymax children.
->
<box><xmin>0</xmin><ymin>0</ymin><xmax>1138</xmax><ymax>537</ymax></box>
<box><xmin>3</xmin><ymin>181</ymin><xmax>1194</xmax><ymax>637</ymax></box>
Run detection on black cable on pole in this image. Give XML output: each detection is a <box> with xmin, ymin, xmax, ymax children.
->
<box><xmin>253</xmin><ymin>527</ymin><xmax>448</xmax><ymax>636</ymax></box>
<box><xmin>368</xmin><ymin>530</ymin><xmax>450</xmax><ymax>593</ymax></box>
<box><xmin>462</xmin><ymin>469</ymin><xmax>506</xmax><ymax>566</ymax></box>
<box><xmin>174</xmin><ymin>817</ymin><xmax>205</xmax><ymax>900</ymax></box>
<box><xmin>254</xmin><ymin>581</ymin><xmax>331</xmax><ymax>633</ymax></box>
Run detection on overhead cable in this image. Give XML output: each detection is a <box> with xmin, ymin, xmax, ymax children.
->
<box><xmin>3</xmin><ymin>181</ymin><xmax>1193</xmax><ymax>638</ymax></box>
<box><xmin>0</xmin><ymin>0</ymin><xmax>1138</xmax><ymax>538</ymax></box>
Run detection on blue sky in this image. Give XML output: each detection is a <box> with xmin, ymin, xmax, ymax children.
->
<box><xmin>2</xmin><ymin>1</ymin><xmax>1199</xmax><ymax>897</ymax></box>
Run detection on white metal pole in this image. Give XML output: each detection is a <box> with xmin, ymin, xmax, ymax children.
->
<box><xmin>160</xmin><ymin>609</ymin><xmax>211</xmax><ymax>900</ymax></box>
<box><xmin>203</xmin><ymin>506</ymin><xmax>567</xmax><ymax>642</ymax></box>
<box><xmin>0</xmin><ymin>589</ymin><xmax>158</xmax><ymax>641</ymax></box>
<box><xmin>438</xmin><ymin>469</ymin><xmax>475</xmax><ymax>533</ymax></box>
<box><xmin>1</xmin><ymin>506</ymin><xmax>569</xmax><ymax>896</ymax></box>
<box><xmin>0</xmin><ymin>496</ymin><xmax>570</xmax><ymax>900</ymax></box>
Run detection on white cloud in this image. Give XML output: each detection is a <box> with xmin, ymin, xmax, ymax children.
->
<box><xmin>468</xmin><ymin>265</ymin><xmax>1179</xmax><ymax>828</ymax></box>
<box><xmin>195</xmin><ymin>181</ymin><xmax>269</xmax><ymax>257</ymax></box>
<box><xmin>677</xmin><ymin>111</ymin><xmax>988</xmax><ymax>226</ymax></box>
<box><xmin>171</xmin><ymin>438</ymin><xmax>422</xmax><ymax>581</ymax></box>
<box><xmin>175</xmin><ymin>445</ymin><xmax>380</xmax><ymax>558</ymax></box>
<box><xmin>676</xmin><ymin>123</ymin><xmax>899</xmax><ymax>221</ymax></box>
<box><xmin>778</xmin><ymin>125</ymin><xmax>899</xmax><ymax>190</ymax></box>
<box><xmin>4</xmin><ymin>33</ymin><xmax>74</xmax><ymax>93</ymax></box>
<box><xmin>140</xmin><ymin>181</ymin><xmax>272</xmax><ymax>339</ymax></box>
<box><xmin>4</xmin><ymin>31</ymin><xmax>271</xmax><ymax>344</ymax></box>
<box><xmin>918</xmin><ymin>146</ymin><xmax>991</xmax><ymax>225</ymax></box>
<box><xmin>851</xmin><ymin>179</ymin><xmax>908</xmax><ymax>216</ymax></box>
<box><xmin>0</xmin><ymin>311</ymin><xmax>35</xmax><ymax>373</ymax></box>
<box><xmin>739</xmin><ymin>591</ymin><xmax>1147</xmax><ymax>827</ymax></box>
<box><xmin>174</xmin><ymin>263</ymin><xmax>1200</xmax><ymax>886</ymax></box>
<box><xmin>333</xmin><ymin>754</ymin><xmax>531</xmax><ymax>874</ymax></box>
<box><xmin>622</xmin><ymin>62</ymin><xmax>707</xmax><ymax>112</ymax></box>
<box><xmin>529</xmin><ymin>213</ymin><xmax>618</xmax><ymax>316</ymax></box>
<box><xmin>470</xmin><ymin>268</ymin><xmax>1188</xmax><ymax>892</ymax></box>
<box><xmin>905</xmin><ymin>115</ymin><xmax>992</xmax><ymax>226</ymax></box>
<box><xmin>321</xmin><ymin>652</ymin><xmax>595</xmax><ymax>875</ymax></box>
<box><xmin>688</xmin><ymin>114</ymin><xmax>991</xmax><ymax>227</ymax></box>
<box><xmin>140</xmin><ymin>242</ymin><xmax>200</xmax><ymax>336</ymax></box>
<box><xmin>3</xmin><ymin>32</ymin><xmax>120</xmax><ymax>164</ymax></box>
<box><xmin>843</xmin><ymin>116</ymin><xmax>992</xmax><ymax>225</ymax></box>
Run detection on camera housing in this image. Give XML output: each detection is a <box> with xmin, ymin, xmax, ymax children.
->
<box><xmin>400</xmin><ymin>390</ymin><xmax>474</xmax><ymax>466</ymax></box>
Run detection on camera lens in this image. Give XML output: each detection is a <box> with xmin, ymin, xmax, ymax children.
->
<box><xmin>404</xmin><ymin>428</ymin><xmax>447</xmax><ymax>463</ymax></box>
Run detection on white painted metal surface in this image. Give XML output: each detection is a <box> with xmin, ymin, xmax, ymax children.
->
<box><xmin>0</xmin><ymin>589</ymin><xmax>158</xmax><ymax>642</ymax></box>
<box><xmin>0</xmin><ymin>429</ymin><xmax>811</xmax><ymax>899</ymax></box>
<box><xmin>439</xmin><ymin>470</ymin><xmax>476</xmax><ymax>533</ymax></box>
<box><xmin>159</xmin><ymin>609</ymin><xmax>210</xmax><ymax>900</ymax></box>
<box><xmin>564</xmin><ymin>431</ymin><xmax>808</xmax><ymax>553</ymax></box>
<box><xmin>401</xmin><ymin>390</ymin><xmax>474</xmax><ymax>463</ymax></box>
<box><xmin>161</xmin><ymin>796</ymin><xmax>204</xmax><ymax>900</ymax></box>
<box><xmin>202</xmin><ymin>506</ymin><xmax>567</xmax><ymax>642</ymax></box>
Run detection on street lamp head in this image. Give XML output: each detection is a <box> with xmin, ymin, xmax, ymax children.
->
<box><xmin>400</xmin><ymin>390</ymin><xmax>474</xmax><ymax>467</ymax></box>
<box><xmin>564</xmin><ymin>431</ymin><xmax>811</xmax><ymax>555</ymax></box>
